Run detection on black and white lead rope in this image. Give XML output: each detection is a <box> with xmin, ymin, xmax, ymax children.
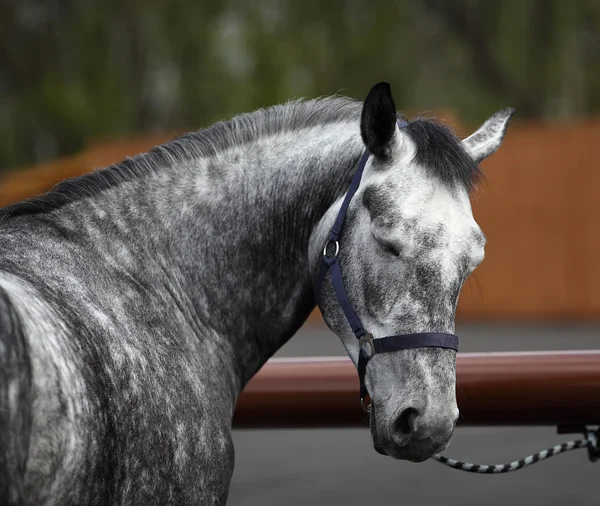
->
<box><xmin>432</xmin><ymin>427</ymin><xmax>600</xmax><ymax>474</ymax></box>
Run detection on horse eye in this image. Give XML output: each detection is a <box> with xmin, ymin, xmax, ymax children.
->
<box><xmin>373</xmin><ymin>234</ymin><xmax>401</xmax><ymax>257</ymax></box>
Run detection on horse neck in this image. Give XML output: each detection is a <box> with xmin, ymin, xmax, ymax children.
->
<box><xmin>187</xmin><ymin>124</ymin><xmax>363</xmax><ymax>385</ymax></box>
<box><xmin>99</xmin><ymin>121</ymin><xmax>363</xmax><ymax>388</ymax></box>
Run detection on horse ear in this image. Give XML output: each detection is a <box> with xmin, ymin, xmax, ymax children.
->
<box><xmin>462</xmin><ymin>108</ymin><xmax>515</xmax><ymax>163</ymax></box>
<box><xmin>360</xmin><ymin>82</ymin><xmax>397</xmax><ymax>159</ymax></box>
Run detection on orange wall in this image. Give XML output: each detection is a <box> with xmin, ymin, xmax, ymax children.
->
<box><xmin>457</xmin><ymin>119</ymin><xmax>600</xmax><ymax>321</ymax></box>
<box><xmin>1</xmin><ymin>118</ymin><xmax>598</xmax><ymax>322</ymax></box>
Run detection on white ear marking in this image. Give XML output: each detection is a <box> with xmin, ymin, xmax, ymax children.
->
<box><xmin>462</xmin><ymin>108</ymin><xmax>515</xmax><ymax>163</ymax></box>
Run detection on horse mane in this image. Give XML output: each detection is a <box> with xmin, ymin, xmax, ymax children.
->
<box><xmin>0</xmin><ymin>96</ymin><xmax>362</xmax><ymax>220</ymax></box>
<box><xmin>0</xmin><ymin>96</ymin><xmax>479</xmax><ymax>220</ymax></box>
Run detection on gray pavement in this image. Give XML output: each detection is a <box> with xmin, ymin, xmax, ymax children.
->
<box><xmin>228</xmin><ymin>323</ymin><xmax>600</xmax><ymax>506</ymax></box>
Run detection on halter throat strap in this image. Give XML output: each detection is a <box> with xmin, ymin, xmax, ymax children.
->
<box><xmin>313</xmin><ymin>120</ymin><xmax>459</xmax><ymax>411</ymax></box>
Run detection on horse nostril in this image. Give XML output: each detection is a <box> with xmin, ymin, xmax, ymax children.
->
<box><xmin>394</xmin><ymin>407</ymin><xmax>419</xmax><ymax>436</ymax></box>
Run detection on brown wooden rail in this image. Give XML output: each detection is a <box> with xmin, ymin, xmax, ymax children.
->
<box><xmin>233</xmin><ymin>351</ymin><xmax>600</xmax><ymax>429</ymax></box>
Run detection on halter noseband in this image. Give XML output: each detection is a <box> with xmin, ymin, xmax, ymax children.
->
<box><xmin>313</xmin><ymin>120</ymin><xmax>459</xmax><ymax>413</ymax></box>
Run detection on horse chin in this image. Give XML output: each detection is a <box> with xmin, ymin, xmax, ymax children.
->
<box><xmin>369</xmin><ymin>407</ymin><xmax>389</xmax><ymax>456</ymax></box>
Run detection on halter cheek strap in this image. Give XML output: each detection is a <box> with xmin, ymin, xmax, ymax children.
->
<box><xmin>313</xmin><ymin>120</ymin><xmax>459</xmax><ymax>412</ymax></box>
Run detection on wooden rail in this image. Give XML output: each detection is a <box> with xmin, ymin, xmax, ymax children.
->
<box><xmin>233</xmin><ymin>351</ymin><xmax>600</xmax><ymax>429</ymax></box>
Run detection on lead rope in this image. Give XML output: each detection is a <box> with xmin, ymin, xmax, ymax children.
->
<box><xmin>431</xmin><ymin>427</ymin><xmax>600</xmax><ymax>474</ymax></box>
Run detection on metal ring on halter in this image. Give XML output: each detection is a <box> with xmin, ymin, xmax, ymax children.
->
<box><xmin>323</xmin><ymin>240</ymin><xmax>340</xmax><ymax>258</ymax></box>
<box><xmin>361</xmin><ymin>396</ymin><xmax>372</xmax><ymax>414</ymax></box>
<box><xmin>359</xmin><ymin>332</ymin><xmax>375</xmax><ymax>359</ymax></box>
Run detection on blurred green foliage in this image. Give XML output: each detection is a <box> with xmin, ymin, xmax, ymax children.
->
<box><xmin>1</xmin><ymin>0</ymin><xmax>599</xmax><ymax>170</ymax></box>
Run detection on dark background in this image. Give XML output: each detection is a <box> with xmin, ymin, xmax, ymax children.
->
<box><xmin>1</xmin><ymin>1</ymin><xmax>599</xmax><ymax>171</ymax></box>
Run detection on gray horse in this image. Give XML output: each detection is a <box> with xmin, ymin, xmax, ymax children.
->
<box><xmin>0</xmin><ymin>82</ymin><xmax>513</xmax><ymax>505</ymax></box>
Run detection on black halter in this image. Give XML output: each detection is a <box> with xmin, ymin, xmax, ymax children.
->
<box><xmin>314</xmin><ymin>120</ymin><xmax>459</xmax><ymax>413</ymax></box>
